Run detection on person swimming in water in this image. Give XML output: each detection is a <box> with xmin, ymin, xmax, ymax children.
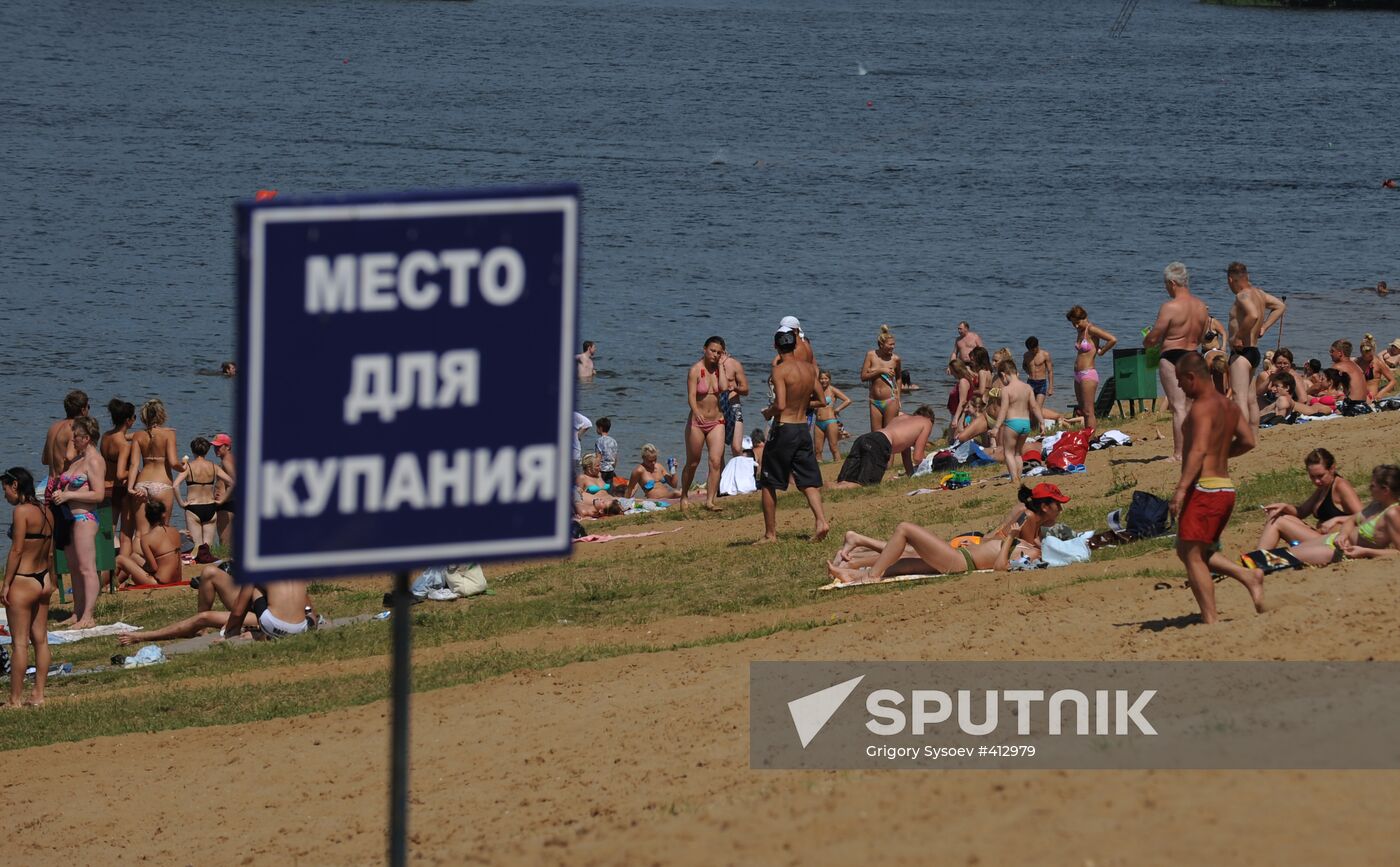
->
<box><xmin>861</xmin><ymin>324</ymin><xmax>902</xmax><ymax>433</ymax></box>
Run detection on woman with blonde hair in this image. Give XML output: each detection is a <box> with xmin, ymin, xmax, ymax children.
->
<box><xmin>126</xmin><ymin>398</ymin><xmax>184</xmax><ymax>538</ymax></box>
<box><xmin>1357</xmin><ymin>334</ymin><xmax>1397</xmax><ymax>399</ymax></box>
<box><xmin>626</xmin><ymin>444</ymin><xmax>679</xmax><ymax>500</ymax></box>
<box><xmin>860</xmin><ymin>324</ymin><xmax>902</xmax><ymax>432</ymax></box>
<box><xmin>1065</xmin><ymin>305</ymin><xmax>1117</xmax><ymax>430</ymax></box>
<box><xmin>813</xmin><ymin>370</ymin><xmax>852</xmax><ymax>462</ymax></box>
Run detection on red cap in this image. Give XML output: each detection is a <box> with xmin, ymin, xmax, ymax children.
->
<box><xmin>1030</xmin><ymin>482</ymin><xmax>1070</xmax><ymax>503</ymax></box>
<box><xmin>211</xmin><ymin>433</ymin><xmax>233</xmax><ymax>448</ymax></box>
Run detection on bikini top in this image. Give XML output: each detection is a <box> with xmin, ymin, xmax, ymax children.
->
<box><xmin>7</xmin><ymin>507</ymin><xmax>52</xmax><ymax>541</ymax></box>
<box><xmin>585</xmin><ymin>484</ymin><xmax>603</xmax><ymax>494</ymax></box>
<box><xmin>1357</xmin><ymin>503</ymin><xmax>1396</xmax><ymax>543</ymax></box>
<box><xmin>825</xmin><ymin>394</ymin><xmax>833</xmax><ymax>406</ymax></box>
<box><xmin>695</xmin><ymin>367</ymin><xmax>717</xmax><ymax>397</ymax></box>
<box><xmin>187</xmin><ymin>467</ymin><xmax>216</xmax><ymax>486</ymax></box>
<box><xmin>1077</xmin><ymin>338</ymin><xmax>1093</xmax><ymax>352</ymax></box>
<box><xmin>59</xmin><ymin>472</ymin><xmax>89</xmax><ymax>490</ymax></box>
<box><xmin>1314</xmin><ymin>480</ymin><xmax>1348</xmax><ymax>523</ymax></box>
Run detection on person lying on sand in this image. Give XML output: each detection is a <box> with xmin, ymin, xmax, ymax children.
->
<box><xmin>117</xmin><ymin>571</ymin><xmax>316</xmax><ymax>644</ymax></box>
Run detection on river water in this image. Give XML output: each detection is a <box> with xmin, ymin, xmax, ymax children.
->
<box><xmin>3</xmin><ymin>0</ymin><xmax>1397</xmax><ymax>524</ymax></box>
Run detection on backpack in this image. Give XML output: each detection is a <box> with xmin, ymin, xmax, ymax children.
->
<box><xmin>1125</xmin><ymin>491</ymin><xmax>1171</xmax><ymax>538</ymax></box>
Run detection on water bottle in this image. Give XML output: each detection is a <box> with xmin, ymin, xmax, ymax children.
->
<box><xmin>666</xmin><ymin>457</ymin><xmax>677</xmax><ymax>477</ymax></box>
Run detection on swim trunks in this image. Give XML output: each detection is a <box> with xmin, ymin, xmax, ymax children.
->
<box><xmin>1160</xmin><ymin>348</ymin><xmax>1193</xmax><ymax>366</ymax></box>
<box><xmin>1230</xmin><ymin>347</ymin><xmax>1261</xmax><ymax>370</ymax></box>
<box><xmin>758</xmin><ymin>422</ymin><xmax>823</xmax><ymax>491</ymax></box>
<box><xmin>252</xmin><ymin>595</ymin><xmax>312</xmax><ymax>640</ymax></box>
<box><xmin>835</xmin><ymin>431</ymin><xmax>893</xmax><ymax>487</ymax></box>
<box><xmin>1339</xmin><ymin>399</ymin><xmax>1373</xmax><ymax>416</ymax></box>
<box><xmin>1005</xmin><ymin>418</ymin><xmax>1032</xmax><ymax>436</ymax></box>
<box><xmin>1028</xmin><ymin>378</ymin><xmax>1047</xmax><ymax>396</ymax></box>
<box><xmin>1178</xmin><ymin>477</ymin><xmax>1236</xmax><ymax>548</ymax></box>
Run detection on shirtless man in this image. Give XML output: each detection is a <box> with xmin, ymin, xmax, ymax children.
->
<box><xmin>1225</xmin><ymin>262</ymin><xmax>1286</xmax><ymax>429</ymax></box>
<box><xmin>1144</xmin><ymin>261</ymin><xmax>1210</xmax><ymax>461</ymax></box>
<box><xmin>778</xmin><ymin>316</ymin><xmax>815</xmax><ymax>366</ymax></box>
<box><xmin>950</xmin><ymin>321</ymin><xmax>985</xmax><ymax>364</ymax></box>
<box><xmin>41</xmin><ymin>390</ymin><xmax>89</xmax><ymax>476</ymax></box>
<box><xmin>990</xmin><ymin>360</ymin><xmax>1044</xmax><ymax>484</ymax></box>
<box><xmin>758</xmin><ymin>328</ymin><xmax>828</xmax><ymax>543</ymax></box>
<box><xmin>117</xmin><ymin>570</ymin><xmax>316</xmax><ymax>644</ymax></box>
<box><xmin>833</xmin><ymin>406</ymin><xmax>936</xmax><ymax>489</ymax></box>
<box><xmin>576</xmin><ymin>341</ymin><xmax>596</xmax><ymax>380</ymax></box>
<box><xmin>719</xmin><ymin>349</ymin><xmax>750</xmax><ymax>458</ymax></box>
<box><xmin>1329</xmin><ymin>339</ymin><xmax>1371</xmax><ymax>413</ymax></box>
<box><xmin>1021</xmin><ymin>337</ymin><xmax>1053</xmax><ymax>410</ymax></box>
<box><xmin>1170</xmin><ymin>352</ymin><xmax>1266</xmax><ymax>625</ymax></box>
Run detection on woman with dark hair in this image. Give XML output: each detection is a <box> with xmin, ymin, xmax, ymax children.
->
<box><xmin>1065</xmin><ymin>305</ymin><xmax>1116</xmax><ymax>431</ymax></box>
<box><xmin>1258</xmin><ymin>449</ymin><xmax>1365</xmax><ymax>549</ymax></box>
<box><xmin>100</xmin><ymin>399</ymin><xmax>137</xmax><ymax>568</ymax></box>
<box><xmin>115</xmin><ymin>501</ymin><xmax>183</xmax><ymax>586</ymax></box>
<box><xmin>680</xmin><ymin>336</ymin><xmax>729</xmax><ymax>513</ymax></box>
<box><xmin>50</xmin><ymin>416</ymin><xmax>105</xmax><ymax>629</ymax></box>
<box><xmin>3</xmin><ymin>467</ymin><xmax>55</xmax><ymax>707</ymax></box>
<box><xmin>127</xmin><ymin>398</ymin><xmax>184</xmax><ymax>538</ymax></box>
<box><xmin>174</xmin><ymin>436</ymin><xmax>232</xmax><ymax>562</ymax></box>
<box><xmin>1302</xmin><ymin>369</ymin><xmax>1348</xmax><ymax>415</ymax></box>
<box><xmin>826</xmin><ymin>484</ymin><xmax>1070</xmax><ymax>585</ymax></box>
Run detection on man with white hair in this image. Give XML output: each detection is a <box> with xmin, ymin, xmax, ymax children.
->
<box><xmin>949</xmin><ymin>321</ymin><xmax>984</xmax><ymax>363</ymax></box>
<box><xmin>1144</xmin><ymin>261</ymin><xmax>1209</xmax><ymax>462</ymax></box>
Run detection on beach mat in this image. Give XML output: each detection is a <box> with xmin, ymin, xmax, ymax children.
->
<box><xmin>819</xmin><ymin>570</ymin><xmax>992</xmax><ymax>591</ymax></box>
<box><xmin>118</xmin><ymin>580</ymin><xmax>192</xmax><ymax>592</ymax></box>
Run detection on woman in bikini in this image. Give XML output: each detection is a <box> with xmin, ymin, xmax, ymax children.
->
<box><xmin>575</xmin><ymin>454</ymin><xmax>619</xmax><ymax>504</ymax></box>
<box><xmin>100</xmin><ymin>399</ymin><xmax>137</xmax><ymax>570</ymax></box>
<box><xmin>1258</xmin><ymin>448</ymin><xmax>1364</xmax><ymax>549</ymax></box>
<box><xmin>1065</xmin><ymin>305</ymin><xmax>1116</xmax><ymax>432</ymax></box>
<box><xmin>860</xmin><ymin>324</ymin><xmax>902</xmax><ymax>433</ymax></box>
<box><xmin>3</xmin><ymin>467</ymin><xmax>55</xmax><ymax>708</ymax></box>
<box><xmin>947</xmin><ymin>359</ymin><xmax>977</xmax><ymax>439</ymax></box>
<box><xmin>1356</xmin><ymin>334</ymin><xmax>1397</xmax><ymax>399</ymax></box>
<box><xmin>827</xmin><ymin>484</ymin><xmax>1069</xmax><ymax>585</ymax></box>
<box><xmin>126</xmin><ymin>398</ymin><xmax>184</xmax><ymax>539</ymax></box>
<box><xmin>1301</xmin><ymin>369</ymin><xmax>1347</xmax><ymax>415</ymax></box>
<box><xmin>679</xmin><ymin>336</ymin><xmax>728</xmax><ymax>512</ymax></box>
<box><xmin>1273</xmin><ymin>465</ymin><xmax>1400</xmax><ymax>566</ymax></box>
<box><xmin>813</xmin><ymin>370</ymin><xmax>852</xmax><ymax>462</ymax></box>
<box><xmin>174</xmin><ymin>436</ymin><xmax>233</xmax><ymax>562</ymax></box>
<box><xmin>115</xmin><ymin>501</ymin><xmax>184</xmax><ymax>587</ymax></box>
<box><xmin>50</xmin><ymin>416</ymin><xmax>106</xmax><ymax>629</ymax></box>
<box><xmin>626</xmin><ymin>443</ymin><xmax>679</xmax><ymax>500</ymax></box>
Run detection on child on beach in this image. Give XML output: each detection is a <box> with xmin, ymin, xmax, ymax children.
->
<box><xmin>594</xmin><ymin>417</ymin><xmax>619</xmax><ymax>490</ymax></box>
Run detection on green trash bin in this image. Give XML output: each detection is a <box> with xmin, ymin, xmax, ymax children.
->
<box><xmin>55</xmin><ymin>503</ymin><xmax>116</xmax><ymax>603</ymax></box>
<box><xmin>1112</xmin><ymin>348</ymin><xmax>1158</xmax><ymax>417</ymax></box>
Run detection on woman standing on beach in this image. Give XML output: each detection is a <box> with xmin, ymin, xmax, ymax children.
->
<box><xmin>813</xmin><ymin>370</ymin><xmax>852</xmax><ymax>462</ymax></box>
<box><xmin>3</xmin><ymin>468</ymin><xmax>55</xmax><ymax>707</ymax></box>
<box><xmin>51</xmin><ymin>416</ymin><xmax>105</xmax><ymax>629</ymax></box>
<box><xmin>126</xmin><ymin>398</ymin><xmax>183</xmax><ymax>538</ymax></box>
<box><xmin>861</xmin><ymin>325</ymin><xmax>902</xmax><ymax>432</ymax></box>
<box><xmin>947</xmin><ymin>360</ymin><xmax>978</xmax><ymax>439</ymax></box>
<box><xmin>1066</xmin><ymin>305</ymin><xmax>1116</xmax><ymax>431</ymax></box>
<box><xmin>174</xmin><ymin>436</ymin><xmax>231</xmax><ymax>561</ymax></box>
<box><xmin>680</xmin><ymin>338</ymin><xmax>728</xmax><ymax>512</ymax></box>
<box><xmin>100</xmin><ymin>399</ymin><xmax>136</xmax><ymax>569</ymax></box>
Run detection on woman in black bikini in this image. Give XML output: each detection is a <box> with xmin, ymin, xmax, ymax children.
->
<box><xmin>174</xmin><ymin>436</ymin><xmax>233</xmax><ymax>562</ymax></box>
<box><xmin>1258</xmin><ymin>448</ymin><xmax>1364</xmax><ymax>549</ymax></box>
<box><xmin>115</xmin><ymin>501</ymin><xmax>184</xmax><ymax>587</ymax></box>
<box><xmin>3</xmin><ymin>467</ymin><xmax>55</xmax><ymax>708</ymax></box>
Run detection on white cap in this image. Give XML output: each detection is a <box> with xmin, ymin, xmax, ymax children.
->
<box><xmin>778</xmin><ymin>315</ymin><xmax>802</xmax><ymax>335</ymax></box>
<box><xmin>742</xmin><ymin>436</ymin><xmax>754</xmax><ymax>451</ymax></box>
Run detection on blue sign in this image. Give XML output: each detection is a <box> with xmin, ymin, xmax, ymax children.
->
<box><xmin>234</xmin><ymin>186</ymin><xmax>579</xmax><ymax>582</ymax></box>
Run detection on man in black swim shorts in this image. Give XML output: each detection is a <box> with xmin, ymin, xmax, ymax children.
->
<box><xmin>1226</xmin><ymin>262</ymin><xmax>1286</xmax><ymax>430</ymax></box>
<box><xmin>758</xmin><ymin>328</ymin><xmax>829</xmax><ymax>543</ymax></box>
<box><xmin>833</xmin><ymin>407</ymin><xmax>936</xmax><ymax>488</ymax></box>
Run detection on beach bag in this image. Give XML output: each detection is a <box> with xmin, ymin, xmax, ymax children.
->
<box><xmin>444</xmin><ymin>563</ymin><xmax>489</xmax><ymax>597</ymax></box>
<box><xmin>1041</xmin><ymin>533</ymin><xmax>1093</xmax><ymax>567</ymax></box>
<box><xmin>1046</xmin><ymin>429</ymin><xmax>1091</xmax><ymax>471</ymax></box>
<box><xmin>1126</xmin><ymin>491</ymin><xmax>1171</xmax><ymax>539</ymax></box>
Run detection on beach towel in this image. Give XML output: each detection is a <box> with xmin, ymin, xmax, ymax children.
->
<box><xmin>573</xmin><ymin>528</ymin><xmax>684</xmax><ymax>544</ymax></box>
<box><xmin>819</xmin><ymin>569</ymin><xmax>994</xmax><ymax>591</ymax></box>
<box><xmin>118</xmin><ymin>580</ymin><xmax>191</xmax><ymax>592</ymax></box>
<box><xmin>1</xmin><ymin>622</ymin><xmax>141</xmax><ymax>647</ymax></box>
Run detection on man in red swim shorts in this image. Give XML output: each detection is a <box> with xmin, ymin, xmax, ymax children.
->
<box><xmin>1170</xmin><ymin>353</ymin><xmax>1267</xmax><ymax>625</ymax></box>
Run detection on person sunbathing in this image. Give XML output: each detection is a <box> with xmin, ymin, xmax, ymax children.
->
<box><xmin>1258</xmin><ymin>448</ymin><xmax>1363</xmax><ymax>549</ymax></box>
<box><xmin>625</xmin><ymin>444</ymin><xmax>679</xmax><ymax>499</ymax></box>
<box><xmin>114</xmin><ymin>501</ymin><xmax>183</xmax><ymax>586</ymax></box>
<box><xmin>1254</xmin><ymin>464</ymin><xmax>1400</xmax><ymax>567</ymax></box>
<box><xmin>117</xmin><ymin>573</ymin><xmax>316</xmax><ymax>644</ymax></box>
<box><xmin>826</xmin><ymin>484</ymin><xmax>1069</xmax><ymax>585</ymax></box>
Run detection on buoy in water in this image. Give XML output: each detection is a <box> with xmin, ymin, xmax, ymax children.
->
<box><xmin>255</xmin><ymin>189</ymin><xmax>278</xmax><ymax>201</ymax></box>
<box><xmin>866</xmin><ymin>100</ymin><xmax>874</xmax><ymax>109</ymax></box>
<box><xmin>1384</xmin><ymin>178</ymin><xmax>1397</xmax><ymax>190</ymax></box>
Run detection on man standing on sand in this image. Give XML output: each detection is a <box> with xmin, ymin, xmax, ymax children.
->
<box><xmin>42</xmin><ymin>390</ymin><xmax>89</xmax><ymax>476</ymax></box>
<box><xmin>950</xmin><ymin>321</ymin><xmax>985</xmax><ymax>363</ymax></box>
<box><xmin>1144</xmin><ymin>261</ymin><xmax>1210</xmax><ymax>462</ymax></box>
<box><xmin>832</xmin><ymin>406</ymin><xmax>936</xmax><ymax>488</ymax></box>
<box><xmin>1225</xmin><ymin>262</ymin><xmax>1286</xmax><ymax>429</ymax></box>
<box><xmin>758</xmin><ymin>328</ymin><xmax>828</xmax><ymax>543</ymax></box>
<box><xmin>576</xmin><ymin>341</ymin><xmax>597</xmax><ymax>380</ymax></box>
<box><xmin>778</xmin><ymin>315</ymin><xmax>816</xmax><ymax>365</ymax></box>
<box><xmin>1170</xmin><ymin>352</ymin><xmax>1266</xmax><ymax>625</ymax></box>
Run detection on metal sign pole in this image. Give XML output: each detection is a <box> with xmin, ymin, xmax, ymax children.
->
<box><xmin>389</xmin><ymin>570</ymin><xmax>412</xmax><ymax>867</ymax></box>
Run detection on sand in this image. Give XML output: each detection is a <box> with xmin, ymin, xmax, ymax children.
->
<box><xmin>6</xmin><ymin>410</ymin><xmax>1400</xmax><ymax>865</ymax></box>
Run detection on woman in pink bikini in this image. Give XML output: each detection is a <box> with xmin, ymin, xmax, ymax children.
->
<box><xmin>126</xmin><ymin>398</ymin><xmax>184</xmax><ymax>539</ymax></box>
<box><xmin>1065</xmin><ymin>305</ymin><xmax>1116</xmax><ymax>431</ymax></box>
<box><xmin>50</xmin><ymin>416</ymin><xmax>106</xmax><ymax>628</ymax></box>
<box><xmin>680</xmin><ymin>336</ymin><xmax>728</xmax><ymax>513</ymax></box>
